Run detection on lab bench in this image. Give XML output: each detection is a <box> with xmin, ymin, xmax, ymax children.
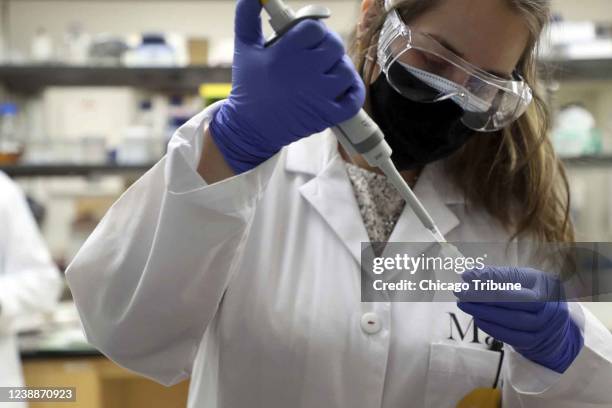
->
<box><xmin>19</xmin><ymin>336</ymin><xmax>189</xmax><ymax>408</ymax></box>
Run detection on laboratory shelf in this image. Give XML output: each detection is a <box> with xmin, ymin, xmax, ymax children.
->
<box><xmin>1</xmin><ymin>157</ymin><xmax>611</xmax><ymax>178</ymax></box>
<box><xmin>0</xmin><ymin>163</ymin><xmax>155</xmax><ymax>177</ymax></box>
<box><xmin>0</xmin><ymin>65</ymin><xmax>232</xmax><ymax>93</ymax></box>
<box><xmin>562</xmin><ymin>155</ymin><xmax>612</xmax><ymax>168</ymax></box>
<box><xmin>0</xmin><ymin>58</ymin><xmax>611</xmax><ymax>94</ymax></box>
<box><xmin>542</xmin><ymin>58</ymin><xmax>612</xmax><ymax>81</ymax></box>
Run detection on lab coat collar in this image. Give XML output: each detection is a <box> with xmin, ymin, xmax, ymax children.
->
<box><xmin>286</xmin><ymin>130</ymin><xmax>463</xmax><ymax>264</ymax></box>
<box><xmin>298</xmin><ymin>154</ymin><xmax>371</xmax><ymax>264</ymax></box>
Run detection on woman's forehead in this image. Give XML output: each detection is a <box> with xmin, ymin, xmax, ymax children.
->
<box><xmin>404</xmin><ymin>0</ymin><xmax>531</xmax><ymax>76</ymax></box>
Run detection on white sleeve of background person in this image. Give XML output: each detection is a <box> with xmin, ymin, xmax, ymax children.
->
<box><xmin>65</xmin><ymin>102</ymin><xmax>278</xmax><ymax>386</ymax></box>
<box><xmin>0</xmin><ymin>173</ymin><xmax>63</xmax><ymax>333</ymax></box>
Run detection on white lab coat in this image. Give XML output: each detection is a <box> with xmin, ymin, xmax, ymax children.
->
<box><xmin>0</xmin><ymin>172</ymin><xmax>62</xmax><ymax>405</ymax></box>
<box><xmin>66</xmin><ymin>104</ymin><xmax>612</xmax><ymax>408</ymax></box>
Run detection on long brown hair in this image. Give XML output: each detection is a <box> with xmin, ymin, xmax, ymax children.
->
<box><xmin>349</xmin><ymin>0</ymin><xmax>574</xmax><ymax>243</ymax></box>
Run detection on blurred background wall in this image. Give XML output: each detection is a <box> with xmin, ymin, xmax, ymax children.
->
<box><xmin>4</xmin><ymin>0</ymin><xmax>360</xmax><ymax>49</ymax></box>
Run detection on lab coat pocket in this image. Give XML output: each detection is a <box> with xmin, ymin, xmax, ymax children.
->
<box><xmin>424</xmin><ymin>342</ymin><xmax>501</xmax><ymax>408</ymax></box>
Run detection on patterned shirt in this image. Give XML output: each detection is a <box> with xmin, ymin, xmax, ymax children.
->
<box><xmin>344</xmin><ymin>162</ymin><xmax>406</xmax><ymax>243</ymax></box>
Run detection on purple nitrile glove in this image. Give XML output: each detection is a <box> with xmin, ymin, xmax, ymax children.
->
<box><xmin>210</xmin><ymin>0</ymin><xmax>365</xmax><ymax>174</ymax></box>
<box><xmin>455</xmin><ymin>266</ymin><xmax>584</xmax><ymax>374</ymax></box>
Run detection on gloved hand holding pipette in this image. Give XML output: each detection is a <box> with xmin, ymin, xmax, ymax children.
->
<box><xmin>210</xmin><ymin>0</ymin><xmax>365</xmax><ymax>174</ymax></box>
<box><xmin>455</xmin><ymin>266</ymin><xmax>584</xmax><ymax>374</ymax></box>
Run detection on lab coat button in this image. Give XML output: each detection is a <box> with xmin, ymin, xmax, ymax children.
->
<box><xmin>361</xmin><ymin>312</ymin><xmax>382</xmax><ymax>334</ymax></box>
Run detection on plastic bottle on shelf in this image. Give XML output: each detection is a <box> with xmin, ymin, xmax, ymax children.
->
<box><xmin>136</xmin><ymin>100</ymin><xmax>154</xmax><ymax>129</ymax></box>
<box><xmin>63</xmin><ymin>22</ymin><xmax>90</xmax><ymax>65</ymax></box>
<box><xmin>31</xmin><ymin>27</ymin><xmax>54</xmax><ymax>63</ymax></box>
<box><xmin>165</xmin><ymin>95</ymin><xmax>192</xmax><ymax>148</ymax></box>
<box><xmin>0</xmin><ymin>103</ymin><xmax>24</xmax><ymax>165</ymax></box>
<box><xmin>117</xmin><ymin>100</ymin><xmax>164</xmax><ymax>165</ymax></box>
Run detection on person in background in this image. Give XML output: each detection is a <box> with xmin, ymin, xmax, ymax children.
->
<box><xmin>0</xmin><ymin>171</ymin><xmax>63</xmax><ymax>403</ymax></box>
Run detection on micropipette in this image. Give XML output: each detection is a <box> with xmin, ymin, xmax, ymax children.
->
<box><xmin>259</xmin><ymin>0</ymin><xmax>463</xmax><ymax>258</ymax></box>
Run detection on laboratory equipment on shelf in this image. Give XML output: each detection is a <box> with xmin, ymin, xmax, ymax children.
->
<box><xmin>88</xmin><ymin>34</ymin><xmax>128</xmax><ymax>66</ymax></box>
<box><xmin>123</xmin><ymin>33</ymin><xmax>177</xmax><ymax>67</ymax></box>
<box><xmin>31</xmin><ymin>27</ymin><xmax>54</xmax><ymax>63</ymax></box>
<box><xmin>0</xmin><ymin>103</ymin><xmax>23</xmax><ymax>165</ymax></box>
<box><xmin>200</xmin><ymin>83</ymin><xmax>232</xmax><ymax>107</ymax></box>
<box><xmin>62</xmin><ymin>22</ymin><xmax>91</xmax><ymax>65</ymax></box>
<box><xmin>166</xmin><ymin>95</ymin><xmax>197</xmax><ymax>144</ymax></box>
<box><xmin>552</xmin><ymin>104</ymin><xmax>602</xmax><ymax>158</ymax></box>
<box><xmin>118</xmin><ymin>100</ymin><xmax>164</xmax><ymax>165</ymax></box>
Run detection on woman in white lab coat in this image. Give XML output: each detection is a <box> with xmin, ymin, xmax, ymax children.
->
<box><xmin>0</xmin><ymin>172</ymin><xmax>62</xmax><ymax>398</ymax></box>
<box><xmin>67</xmin><ymin>0</ymin><xmax>612</xmax><ymax>406</ymax></box>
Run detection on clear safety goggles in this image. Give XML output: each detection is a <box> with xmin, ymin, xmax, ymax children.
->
<box><xmin>376</xmin><ymin>7</ymin><xmax>533</xmax><ymax>132</ymax></box>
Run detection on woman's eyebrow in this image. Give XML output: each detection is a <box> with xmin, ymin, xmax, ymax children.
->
<box><xmin>428</xmin><ymin>33</ymin><xmax>512</xmax><ymax>79</ymax></box>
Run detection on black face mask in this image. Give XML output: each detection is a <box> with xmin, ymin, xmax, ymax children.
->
<box><xmin>369</xmin><ymin>74</ymin><xmax>476</xmax><ymax>171</ymax></box>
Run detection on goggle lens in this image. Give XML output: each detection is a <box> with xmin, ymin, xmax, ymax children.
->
<box><xmin>378</xmin><ymin>10</ymin><xmax>533</xmax><ymax>132</ymax></box>
<box><xmin>384</xmin><ymin>50</ymin><xmax>531</xmax><ymax>132</ymax></box>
